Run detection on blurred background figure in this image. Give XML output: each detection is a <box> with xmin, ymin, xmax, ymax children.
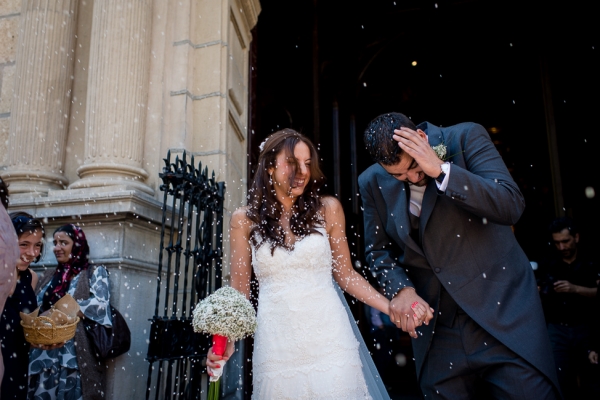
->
<box><xmin>0</xmin><ymin>178</ymin><xmax>19</xmax><ymax>391</ymax></box>
<box><xmin>536</xmin><ymin>216</ymin><xmax>600</xmax><ymax>399</ymax></box>
<box><xmin>0</xmin><ymin>212</ymin><xmax>44</xmax><ymax>399</ymax></box>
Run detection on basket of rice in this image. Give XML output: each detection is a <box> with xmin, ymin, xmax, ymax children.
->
<box><xmin>20</xmin><ymin>294</ymin><xmax>81</xmax><ymax>345</ymax></box>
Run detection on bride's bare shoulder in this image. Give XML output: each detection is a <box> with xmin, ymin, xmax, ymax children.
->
<box><xmin>318</xmin><ymin>196</ymin><xmax>345</xmax><ymax>224</ymax></box>
<box><xmin>230</xmin><ymin>206</ymin><xmax>253</xmax><ymax>231</ymax></box>
<box><xmin>319</xmin><ymin>195</ymin><xmax>343</xmax><ymax>213</ymax></box>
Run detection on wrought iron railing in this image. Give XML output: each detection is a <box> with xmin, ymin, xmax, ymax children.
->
<box><xmin>145</xmin><ymin>150</ymin><xmax>225</xmax><ymax>400</ymax></box>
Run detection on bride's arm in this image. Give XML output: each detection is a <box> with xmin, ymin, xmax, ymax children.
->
<box><xmin>229</xmin><ymin>207</ymin><xmax>253</xmax><ymax>299</ymax></box>
<box><xmin>324</xmin><ymin>196</ymin><xmax>390</xmax><ymax>315</ymax></box>
<box><xmin>206</xmin><ymin>207</ymin><xmax>253</xmax><ymax>372</ymax></box>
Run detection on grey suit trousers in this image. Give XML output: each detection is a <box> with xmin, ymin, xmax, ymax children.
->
<box><xmin>420</xmin><ymin>309</ymin><xmax>559</xmax><ymax>400</ymax></box>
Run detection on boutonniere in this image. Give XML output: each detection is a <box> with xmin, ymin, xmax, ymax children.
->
<box><xmin>431</xmin><ymin>138</ymin><xmax>463</xmax><ymax>161</ymax></box>
<box><xmin>432</xmin><ymin>143</ymin><xmax>448</xmax><ymax>161</ymax></box>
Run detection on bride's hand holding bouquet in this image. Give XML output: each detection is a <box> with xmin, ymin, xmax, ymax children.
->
<box><xmin>192</xmin><ymin>286</ymin><xmax>257</xmax><ymax>400</ymax></box>
<box><xmin>206</xmin><ymin>337</ymin><xmax>234</xmax><ymax>373</ymax></box>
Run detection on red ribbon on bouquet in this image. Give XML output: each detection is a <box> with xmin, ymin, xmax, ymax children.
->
<box><xmin>212</xmin><ymin>334</ymin><xmax>227</xmax><ymax>357</ymax></box>
<box><xmin>207</xmin><ymin>335</ymin><xmax>228</xmax><ymax>400</ymax></box>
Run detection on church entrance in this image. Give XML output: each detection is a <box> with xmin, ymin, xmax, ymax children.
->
<box><xmin>249</xmin><ymin>0</ymin><xmax>599</xmax><ymax>397</ymax></box>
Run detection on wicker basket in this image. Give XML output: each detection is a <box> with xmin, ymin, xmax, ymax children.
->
<box><xmin>21</xmin><ymin>315</ymin><xmax>80</xmax><ymax>346</ymax></box>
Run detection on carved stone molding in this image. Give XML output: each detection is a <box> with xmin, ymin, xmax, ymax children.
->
<box><xmin>236</xmin><ymin>0</ymin><xmax>261</xmax><ymax>32</ymax></box>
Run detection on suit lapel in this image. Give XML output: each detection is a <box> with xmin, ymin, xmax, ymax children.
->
<box><xmin>393</xmin><ymin>182</ymin><xmax>425</xmax><ymax>257</ymax></box>
<box><xmin>390</xmin><ymin>181</ymin><xmax>411</xmax><ymax>244</ymax></box>
<box><xmin>419</xmin><ymin>179</ymin><xmax>439</xmax><ymax>244</ymax></box>
<box><xmin>418</xmin><ymin>121</ymin><xmax>444</xmax><ymax>147</ymax></box>
<box><xmin>417</xmin><ymin>122</ymin><xmax>445</xmax><ymax>244</ymax></box>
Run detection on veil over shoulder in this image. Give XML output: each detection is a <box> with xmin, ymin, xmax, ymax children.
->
<box><xmin>333</xmin><ymin>280</ymin><xmax>391</xmax><ymax>400</ymax></box>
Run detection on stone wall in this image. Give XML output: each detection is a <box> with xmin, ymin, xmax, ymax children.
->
<box><xmin>0</xmin><ymin>0</ymin><xmax>260</xmax><ymax>397</ymax></box>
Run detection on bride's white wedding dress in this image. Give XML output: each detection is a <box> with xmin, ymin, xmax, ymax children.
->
<box><xmin>251</xmin><ymin>228</ymin><xmax>373</xmax><ymax>399</ymax></box>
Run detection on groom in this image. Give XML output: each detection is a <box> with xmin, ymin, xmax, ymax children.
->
<box><xmin>358</xmin><ymin>112</ymin><xmax>561</xmax><ymax>398</ymax></box>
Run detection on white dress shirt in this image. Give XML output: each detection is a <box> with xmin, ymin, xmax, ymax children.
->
<box><xmin>409</xmin><ymin>164</ymin><xmax>451</xmax><ymax>217</ymax></box>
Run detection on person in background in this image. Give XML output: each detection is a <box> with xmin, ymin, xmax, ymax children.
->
<box><xmin>537</xmin><ymin>216</ymin><xmax>600</xmax><ymax>398</ymax></box>
<box><xmin>28</xmin><ymin>224</ymin><xmax>112</xmax><ymax>400</ymax></box>
<box><xmin>0</xmin><ymin>178</ymin><xmax>19</xmax><ymax>391</ymax></box>
<box><xmin>0</xmin><ymin>212</ymin><xmax>45</xmax><ymax>399</ymax></box>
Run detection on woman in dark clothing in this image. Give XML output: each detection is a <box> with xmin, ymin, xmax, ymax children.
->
<box><xmin>0</xmin><ymin>212</ymin><xmax>44</xmax><ymax>399</ymax></box>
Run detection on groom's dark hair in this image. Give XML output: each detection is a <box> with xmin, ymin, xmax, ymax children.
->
<box><xmin>364</xmin><ymin>112</ymin><xmax>417</xmax><ymax>165</ymax></box>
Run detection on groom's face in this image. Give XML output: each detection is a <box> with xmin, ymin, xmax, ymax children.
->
<box><xmin>380</xmin><ymin>155</ymin><xmax>429</xmax><ymax>187</ymax></box>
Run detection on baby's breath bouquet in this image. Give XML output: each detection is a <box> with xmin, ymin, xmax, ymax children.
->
<box><xmin>192</xmin><ymin>286</ymin><xmax>257</xmax><ymax>400</ymax></box>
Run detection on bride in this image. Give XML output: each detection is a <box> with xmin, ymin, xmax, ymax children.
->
<box><xmin>207</xmin><ymin>129</ymin><xmax>427</xmax><ymax>399</ymax></box>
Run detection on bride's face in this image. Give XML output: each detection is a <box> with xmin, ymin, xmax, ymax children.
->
<box><xmin>269</xmin><ymin>141</ymin><xmax>311</xmax><ymax>199</ymax></box>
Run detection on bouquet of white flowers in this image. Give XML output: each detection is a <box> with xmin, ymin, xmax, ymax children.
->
<box><xmin>192</xmin><ymin>286</ymin><xmax>257</xmax><ymax>400</ymax></box>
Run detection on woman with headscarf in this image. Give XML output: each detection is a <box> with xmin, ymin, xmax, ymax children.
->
<box><xmin>27</xmin><ymin>224</ymin><xmax>112</xmax><ymax>400</ymax></box>
<box><xmin>0</xmin><ymin>212</ymin><xmax>44</xmax><ymax>399</ymax></box>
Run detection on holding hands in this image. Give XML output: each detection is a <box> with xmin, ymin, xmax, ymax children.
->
<box><xmin>389</xmin><ymin>287</ymin><xmax>434</xmax><ymax>339</ymax></box>
<box><xmin>553</xmin><ymin>280</ymin><xmax>578</xmax><ymax>294</ymax></box>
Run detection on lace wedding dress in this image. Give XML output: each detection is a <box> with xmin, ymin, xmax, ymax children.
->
<box><xmin>251</xmin><ymin>228</ymin><xmax>387</xmax><ymax>400</ymax></box>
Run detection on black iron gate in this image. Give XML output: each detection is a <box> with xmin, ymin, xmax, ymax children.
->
<box><xmin>146</xmin><ymin>151</ymin><xmax>225</xmax><ymax>400</ymax></box>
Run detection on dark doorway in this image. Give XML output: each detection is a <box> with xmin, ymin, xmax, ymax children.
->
<box><xmin>249</xmin><ymin>0</ymin><xmax>599</xmax><ymax>397</ymax></box>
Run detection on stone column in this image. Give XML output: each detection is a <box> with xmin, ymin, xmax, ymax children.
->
<box><xmin>69</xmin><ymin>0</ymin><xmax>153</xmax><ymax>195</ymax></box>
<box><xmin>2</xmin><ymin>0</ymin><xmax>78</xmax><ymax>194</ymax></box>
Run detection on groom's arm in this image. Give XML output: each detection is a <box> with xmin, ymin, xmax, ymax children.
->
<box><xmin>359</xmin><ymin>174</ymin><xmax>434</xmax><ymax>336</ymax></box>
<box><xmin>358</xmin><ymin>172</ymin><xmax>412</xmax><ymax>299</ymax></box>
<box><xmin>441</xmin><ymin>123</ymin><xmax>525</xmax><ymax>225</ymax></box>
<box><xmin>394</xmin><ymin>123</ymin><xmax>524</xmax><ymax>226</ymax></box>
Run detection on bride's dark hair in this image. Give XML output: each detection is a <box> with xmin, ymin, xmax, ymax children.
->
<box><xmin>247</xmin><ymin>128</ymin><xmax>326</xmax><ymax>253</ymax></box>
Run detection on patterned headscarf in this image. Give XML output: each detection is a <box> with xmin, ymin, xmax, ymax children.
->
<box><xmin>40</xmin><ymin>224</ymin><xmax>90</xmax><ymax>312</ymax></box>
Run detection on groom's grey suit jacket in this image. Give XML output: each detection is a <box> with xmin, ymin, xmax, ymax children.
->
<box><xmin>358</xmin><ymin>121</ymin><xmax>559</xmax><ymax>389</ymax></box>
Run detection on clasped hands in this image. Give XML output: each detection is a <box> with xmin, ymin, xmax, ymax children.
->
<box><xmin>389</xmin><ymin>287</ymin><xmax>435</xmax><ymax>339</ymax></box>
<box><xmin>552</xmin><ymin>280</ymin><xmax>577</xmax><ymax>293</ymax></box>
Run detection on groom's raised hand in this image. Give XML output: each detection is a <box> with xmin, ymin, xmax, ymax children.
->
<box><xmin>389</xmin><ymin>287</ymin><xmax>434</xmax><ymax>339</ymax></box>
<box><xmin>393</xmin><ymin>127</ymin><xmax>444</xmax><ymax>179</ymax></box>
